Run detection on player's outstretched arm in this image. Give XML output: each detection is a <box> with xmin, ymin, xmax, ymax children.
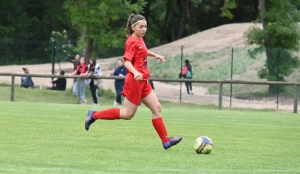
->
<box><xmin>148</xmin><ymin>50</ymin><xmax>164</xmax><ymax>64</ymax></box>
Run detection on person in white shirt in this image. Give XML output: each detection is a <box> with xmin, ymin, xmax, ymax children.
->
<box><xmin>88</xmin><ymin>58</ymin><xmax>102</xmax><ymax>106</ymax></box>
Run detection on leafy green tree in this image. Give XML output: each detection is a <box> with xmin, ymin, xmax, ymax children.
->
<box><xmin>0</xmin><ymin>0</ymin><xmax>76</xmax><ymax>64</ymax></box>
<box><xmin>147</xmin><ymin>0</ymin><xmax>257</xmax><ymax>44</ymax></box>
<box><xmin>244</xmin><ymin>0</ymin><xmax>300</xmax><ymax>93</ymax></box>
<box><xmin>220</xmin><ymin>0</ymin><xmax>237</xmax><ymax>19</ymax></box>
<box><xmin>159</xmin><ymin>0</ymin><xmax>209</xmax><ymax>42</ymax></box>
<box><xmin>0</xmin><ymin>0</ymin><xmax>261</xmax><ymax>65</ymax></box>
<box><xmin>64</xmin><ymin>0</ymin><xmax>147</xmax><ymax>62</ymax></box>
<box><xmin>0</xmin><ymin>0</ymin><xmax>35</xmax><ymax>64</ymax></box>
<box><xmin>50</xmin><ymin>30</ymin><xmax>75</xmax><ymax>67</ymax></box>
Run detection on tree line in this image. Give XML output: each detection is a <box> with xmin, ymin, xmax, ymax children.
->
<box><xmin>0</xmin><ymin>0</ymin><xmax>258</xmax><ymax>65</ymax></box>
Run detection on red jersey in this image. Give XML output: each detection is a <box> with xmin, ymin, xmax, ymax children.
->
<box><xmin>123</xmin><ymin>36</ymin><xmax>150</xmax><ymax>80</ymax></box>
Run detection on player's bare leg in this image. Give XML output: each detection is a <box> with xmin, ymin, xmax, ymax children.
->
<box><xmin>119</xmin><ymin>97</ymin><xmax>139</xmax><ymax>120</ymax></box>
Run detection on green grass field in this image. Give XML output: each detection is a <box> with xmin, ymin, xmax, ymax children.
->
<box><xmin>1</xmin><ymin>101</ymin><xmax>300</xmax><ymax>173</ymax></box>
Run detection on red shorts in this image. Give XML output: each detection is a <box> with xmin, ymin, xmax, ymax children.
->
<box><xmin>121</xmin><ymin>73</ymin><xmax>152</xmax><ymax>105</ymax></box>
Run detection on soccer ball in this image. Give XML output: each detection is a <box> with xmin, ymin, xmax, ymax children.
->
<box><xmin>194</xmin><ymin>136</ymin><xmax>214</xmax><ymax>154</ymax></box>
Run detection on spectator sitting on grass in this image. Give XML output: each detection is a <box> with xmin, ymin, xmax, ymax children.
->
<box><xmin>47</xmin><ymin>70</ymin><xmax>67</xmax><ymax>91</ymax></box>
<box><xmin>20</xmin><ymin>67</ymin><xmax>34</xmax><ymax>88</ymax></box>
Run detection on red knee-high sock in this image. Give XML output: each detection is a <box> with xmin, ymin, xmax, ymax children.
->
<box><xmin>152</xmin><ymin>117</ymin><xmax>169</xmax><ymax>143</ymax></box>
<box><xmin>93</xmin><ymin>108</ymin><xmax>120</xmax><ymax>120</ymax></box>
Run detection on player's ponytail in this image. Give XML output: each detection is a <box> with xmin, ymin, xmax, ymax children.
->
<box><xmin>125</xmin><ymin>14</ymin><xmax>146</xmax><ymax>36</ymax></box>
<box><xmin>126</xmin><ymin>14</ymin><xmax>135</xmax><ymax>36</ymax></box>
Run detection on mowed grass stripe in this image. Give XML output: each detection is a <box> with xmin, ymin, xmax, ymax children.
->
<box><xmin>1</xmin><ymin>101</ymin><xmax>300</xmax><ymax>173</ymax></box>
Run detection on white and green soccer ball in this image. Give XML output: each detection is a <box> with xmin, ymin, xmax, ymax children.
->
<box><xmin>194</xmin><ymin>136</ymin><xmax>214</xmax><ymax>154</ymax></box>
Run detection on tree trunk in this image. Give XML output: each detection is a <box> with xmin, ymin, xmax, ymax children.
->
<box><xmin>258</xmin><ymin>0</ymin><xmax>276</xmax><ymax>93</ymax></box>
<box><xmin>174</xmin><ymin>0</ymin><xmax>186</xmax><ymax>40</ymax></box>
<box><xmin>143</xmin><ymin>0</ymin><xmax>150</xmax><ymax>22</ymax></box>
<box><xmin>188</xmin><ymin>0</ymin><xmax>206</xmax><ymax>35</ymax></box>
<box><xmin>85</xmin><ymin>37</ymin><xmax>94</xmax><ymax>64</ymax></box>
<box><xmin>162</xmin><ymin>0</ymin><xmax>186</xmax><ymax>42</ymax></box>
<box><xmin>161</xmin><ymin>0</ymin><xmax>173</xmax><ymax>43</ymax></box>
<box><xmin>258</xmin><ymin>0</ymin><xmax>266</xmax><ymax>28</ymax></box>
<box><xmin>266</xmin><ymin>48</ymin><xmax>277</xmax><ymax>93</ymax></box>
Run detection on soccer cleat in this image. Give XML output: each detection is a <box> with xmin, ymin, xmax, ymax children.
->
<box><xmin>163</xmin><ymin>136</ymin><xmax>183</xmax><ymax>149</ymax></box>
<box><xmin>85</xmin><ymin>110</ymin><xmax>96</xmax><ymax>131</ymax></box>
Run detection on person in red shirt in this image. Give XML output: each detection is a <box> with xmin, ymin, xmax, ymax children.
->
<box><xmin>69</xmin><ymin>57</ymin><xmax>88</xmax><ymax>104</ymax></box>
<box><xmin>85</xmin><ymin>14</ymin><xmax>182</xmax><ymax>149</ymax></box>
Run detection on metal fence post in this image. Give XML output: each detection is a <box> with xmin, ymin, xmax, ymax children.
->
<box><xmin>11</xmin><ymin>75</ymin><xmax>15</xmax><ymax>101</ymax></box>
<box><xmin>77</xmin><ymin>78</ymin><xmax>81</xmax><ymax>104</ymax></box>
<box><xmin>51</xmin><ymin>41</ymin><xmax>56</xmax><ymax>80</ymax></box>
<box><xmin>180</xmin><ymin>46</ymin><xmax>183</xmax><ymax>103</ymax></box>
<box><xmin>230</xmin><ymin>47</ymin><xmax>233</xmax><ymax>107</ymax></box>
<box><xmin>294</xmin><ymin>85</ymin><xmax>298</xmax><ymax>114</ymax></box>
<box><xmin>218</xmin><ymin>82</ymin><xmax>223</xmax><ymax>110</ymax></box>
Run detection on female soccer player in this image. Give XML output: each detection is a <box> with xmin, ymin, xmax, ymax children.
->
<box><xmin>85</xmin><ymin>14</ymin><xmax>182</xmax><ymax>149</ymax></box>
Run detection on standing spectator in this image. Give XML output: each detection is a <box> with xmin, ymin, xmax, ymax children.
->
<box><xmin>47</xmin><ymin>70</ymin><xmax>67</xmax><ymax>91</ymax></box>
<box><xmin>88</xmin><ymin>58</ymin><xmax>102</xmax><ymax>106</ymax></box>
<box><xmin>107</xmin><ymin>59</ymin><xmax>127</xmax><ymax>106</ymax></box>
<box><xmin>69</xmin><ymin>57</ymin><xmax>88</xmax><ymax>104</ymax></box>
<box><xmin>180</xmin><ymin>59</ymin><xmax>193</xmax><ymax>96</ymax></box>
<box><xmin>20</xmin><ymin>68</ymin><xmax>34</xmax><ymax>88</ymax></box>
<box><xmin>68</xmin><ymin>54</ymin><xmax>80</xmax><ymax>70</ymax></box>
<box><xmin>68</xmin><ymin>54</ymin><xmax>80</xmax><ymax>84</ymax></box>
